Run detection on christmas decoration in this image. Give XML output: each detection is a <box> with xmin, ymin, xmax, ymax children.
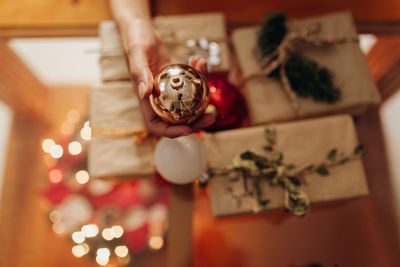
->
<box><xmin>203</xmin><ymin>115</ymin><xmax>369</xmax><ymax>217</ymax></box>
<box><xmin>150</xmin><ymin>64</ymin><xmax>210</xmax><ymax>124</ymax></box>
<box><xmin>154</xmin><ymin>134</ymin><xmax>207</xmax><ymax>184</ymax></box>
<box><xmin>232</xmin><ymin>11</ymin><xmax>380</xmax><ymax>125</ymax></box>
<box><xmin>206</xmin><ymin>72</ymin><xmax>248</xmax><ymax>131</ymax></box>
<box><xmin>41</xmin><ymin>113</ymin><xmax>170</xmax><ymax>266</ymax></box>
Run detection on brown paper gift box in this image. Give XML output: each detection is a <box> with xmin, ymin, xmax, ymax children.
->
<box><xmin>203</xmin><ymin>114</ymin><xmax>368</xmax><ymax>217</ymax></box>
<box><xmin>88</xmin><ymin>81</ymin><xmax>154</xmax><ymax>179</ymax></box>
<box><xmin>232</xmin><ymin>11</ymin><xmax>380</xmax><ymax>125</ymax></box>
<box><xmin>99</xmin><ymin>12</ymin><xmax>230</xmax><ymax>82</ymax></box>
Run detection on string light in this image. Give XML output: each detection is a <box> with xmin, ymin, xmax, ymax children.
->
<box><xmin>114</xmin><ymin>245</ymin><xmax>129</xmax><ymax>258</ymax></box>
<box><xmin>81</xmin><ymin>224</ymin><xmax>98</xmax><ymax>238</ymax></box>
<box><xmin>49</xmin><ymin>210</ymin><xmax>62</xmax><ymax>223</ymax></box>
<box><xmin>42</xmin><ymin>139</ymin><xmax>55</xmax><ymax>153</ymax></box>
<box><xmin>67</xmin><ymin>109</ymin><xmax>81</xmax><ymax>124</ymax></box>
<box><xmin>96</xmin><ymin>248</ymin><xmax>110</xmax><ymax>265</ymax></box>
<box><xmin>101</xmin><ymin>228</ymin><xmax>114</xmax><ymax>241</ymax></box>
<box><xmin>68</xmin><ymin>141</ymin><xmax>82</xmax><ymax>155</ymax></box>
<box><xmin>75</xmin><ymin>170</ymin><xmax>89</xmax><ymax>184</ymax></box>
<box><xmin>52</xmin><ymin>222</ymin><xmax>66</xmax><ymax>235</ymax></box>
<box><xmin>80</xmin><ymin>121</ymin><xmax>91</xmax><ymax>141</ymax></box>
<box><xmin>72</xmin><ymin>245</ymin><xmax>85</xmax><ymax>257</ymax></box>
<box><xmin>81</xmin><ymin>243</ymin><xmax>90</xmax><ymax>254</ymax></box>
<box><xmin>149</xmin><ymin>236</ymin><xmax>164</xmax><ymax>250</ymax></box>
<box><xmin>49</xmin><ymin>169</ymin><xmax>63</xmax><ymax>184</ymax></box>
<box><xmin>50</xmin><ymin>145</ymin><xmax>63</xmax><ymax>159</ymax></box>
<box><xmin>72</xmin><ymin>231</ymin><xmax>85</xmax><ymax>244</ymax></box>
<box><xmin>111</xmin><ymin>225</ymin><xmax>124</xmax><ymax>238</ymax></box>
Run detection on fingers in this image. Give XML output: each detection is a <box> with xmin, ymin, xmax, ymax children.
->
<box><xmin>190</xmin><ymin>56</ymin><xmax>208</xmax><ymax>76</ymax></box>
<box><xmin>127</xmin><ymin>47</ymin><xmax>154</xmax><ymax>99</ymax></box>
<box><xmin>190</xmin><ymin>113</ymin><xmax>216</xmax><ymax>133</ymax></box>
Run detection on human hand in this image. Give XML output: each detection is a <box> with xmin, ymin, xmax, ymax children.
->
<box><xmin>120</xmin><ymin>18</ymin><xmax>215</xmax><ymax>137</ymax></box>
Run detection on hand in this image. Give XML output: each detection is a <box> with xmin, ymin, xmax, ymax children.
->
<box><xmin>120</xmin><ymin>18</ymin><xmax>215</xmax><ymax>137</ymax></box>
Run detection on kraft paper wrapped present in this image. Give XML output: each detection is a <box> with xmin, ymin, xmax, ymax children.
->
<box><xmin>232</xmin><ymin>11</ymin><xmax>380</xmax><ymax>125</ymax></box>
<box><xmin>99</xmin><ymin>12</ymin><xmax>230</xmax><ymax>82</ymax></box>
<box><xmin>88</xmin><ymin>81</ymin><xmax>154</xmax><ymax>179</ymax></box>
<box><xmin>203</xmin><ymin>114</ymin><xmax>368</xmax><ymax>217</ymax></box>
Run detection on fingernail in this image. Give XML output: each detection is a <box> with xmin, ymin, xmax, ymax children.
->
<box><xmin>138</xmin><ymin>82</ymin><xmax>147</xmax><ymax>99</ymax></box>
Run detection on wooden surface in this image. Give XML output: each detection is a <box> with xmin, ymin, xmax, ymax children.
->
<box><xmin>0</xmin><ymin>40</ymin><xmax>47</xmax><ymax>116</ymax></box>
<box><xmin>1</xmin><ymin>0</ymin><xmax>400</xmax><ymax>36</ymax></box>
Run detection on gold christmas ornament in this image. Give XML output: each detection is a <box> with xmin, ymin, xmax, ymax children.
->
<box><xmin>150</xmin><ymin>64</ymin><xmax>210</xmax><ymax>124</ymax></box>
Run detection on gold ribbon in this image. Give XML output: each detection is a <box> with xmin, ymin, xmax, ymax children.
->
<box><xmin>91</xmin><ymin>127</ymin><xmax>149</xmax><ymax>145</ymax></box>
<box><xmin>244</xmin><ymin>23</ymin><xmax>359</xmax><ymax>118</ymax></box>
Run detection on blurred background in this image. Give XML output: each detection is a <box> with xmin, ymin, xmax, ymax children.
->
<box><xmin>1</xmin><ymin>0</ymin><xmax>400</xmax><ymax>267</ymax></box>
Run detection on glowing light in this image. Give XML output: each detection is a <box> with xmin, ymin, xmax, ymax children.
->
<box><xmin>75</xmin><ymin>170</ymin><xmax>89</xmax><ymax>184</ymax></box>
<box><xmin>149</xmin><ymin>236</ymin><xmax>164</xmax><ymax>250</ymax></box>
<box><xmin>96</xmin><ymin>257</ymin><xmax>109</xmax><ymax>266</ymax></box>
<box><xmin>72</xmin><ymin>231</ymin><xmax>85</xmax><ymax>244</ymax></box>
<box><xmin>81</xmin><ymin>243</ymin><xmax>90</xmax><ymax>254</ymax></box>
<box><xmin>96</xmin><ymin>248</ymin><xmax>110</xmax><ymax>265</ymax></box>
<box><xmin>84</xmin><ymin>121</ymin><xmax>90</xmax><ymax>128</ymax></box>
<box><xmin>111</xmin><ymin>225</ymin><xmax>124</xmax><ymax>238</ymax></box>
<box><xmin>114</xmin><ymin>245</ymin><xmax>129</xmax><ymax>257</ymax></box>
<box><xmin>50</xmin><ymin>145</ymin><xmax>63</xmax><ymax>159</ymax></box>
<box><xmin>101</xmin><ymin>228</ymin><xmax>114</xmax><ymax>241</ymax></box>
<box><xmin>49</xmin><ymin>169</ymin><xmax>63</xmax><ymax>184</ymax></box>
<box><xmin>49</xmin><ymin>210</ymin><xmax>62</xmax><ymax>223</ymax></box>
<box><xmin>210</xmin><ymin>86</ymin><xmax>216</xmax><ymax>93</ymax></box>
<box><xmin>52</xmin><ymin>222</ymin><xmax>66</xmax><ymax>235</ymax></box>
<box><xmin>61</xmin><ymin>121</ymin><xmax>75</xmax><ymax>136</ymax></box>
<box><xmin>67</xmin><ymin>109</ymin><xmax>81</xmax><ymax>124</ymax></box>
<box><xmin>81</xmin><ymin>224</ymin><xmax>98</xmax><ymax>238</ymax></box>
<box><xmin>80</xmin><ymin>126</ymin><xmax>91</xmax><ymax>141</ymax></box>
<box><xmin>42</xmin><ymin>139</ymin><xmax>55</xmax><ymax>153</ymax></box>
<box><xmin>72</xmin><ymin>245</ymin><xmax>85</xmax><ymax>257</ymax></box>
<box><xmin>68</xmin><ymin>141</ymin><xmax>82</xmax><ymax>155</ymax></box>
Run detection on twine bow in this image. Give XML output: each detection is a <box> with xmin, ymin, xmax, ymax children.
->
<box><xmin>244</xmin><ymin>23</ymin><xmax>359</xmax><ymax>118</ymax></box>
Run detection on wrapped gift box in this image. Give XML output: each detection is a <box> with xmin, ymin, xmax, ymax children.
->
<box><xmin>88</xmin><ymin>81</ymin><xmax>154</xmax><ymax>179</ymax></box>
<box><xmin>232</xmin><ymin>11</ymin><xmax>380</xmax><ymax>125</ymax></box>
<box><xmin>99</xmin><ymin>12</ymin><xmax>230</xmax><ymax>82</ymax></box>
<box><xmin>203</xmin><ymin>114</ymin><xmax>368</xmax><ymax>217</ymax></box>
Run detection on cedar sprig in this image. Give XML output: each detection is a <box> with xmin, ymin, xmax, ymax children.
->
<box><xmin>257</xmin><ymin>12</ymin><xmax>341</xmax><ymax>104</ymax></box>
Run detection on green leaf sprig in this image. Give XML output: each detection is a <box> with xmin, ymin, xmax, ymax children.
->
<box><xmin>258</xmin><ymin>12</ymin><xmax>341</xmax><ymax>104</ymax></box>
<box><xmin>209</xmin><ymin>127</ymin><xmax>366</xmax><ymax>215</ymax></box>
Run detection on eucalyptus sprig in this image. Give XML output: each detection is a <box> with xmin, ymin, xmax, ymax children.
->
<box><xmin>208</xmin><ymin>127</ymin><xmax>366</xmax><ymax>215</ymax></box>
<box><xmin>258</xmin><ymin>12</ymin><xmax>341</xmax><ymax>104</ymax></box>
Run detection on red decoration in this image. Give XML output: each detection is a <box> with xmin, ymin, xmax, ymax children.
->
<box><xmin>206</xmin><ymin>72</ymin><xmax>247</xmax><ymax>131</ymax></box>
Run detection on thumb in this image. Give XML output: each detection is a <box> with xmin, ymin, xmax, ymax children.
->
<box><xmin>128</xmin><ymin>47</ymin><xmax>154</xmax><ymax>99</ymax></box>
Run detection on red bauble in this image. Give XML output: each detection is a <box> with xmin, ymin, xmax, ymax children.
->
<box><xmin>205</xmin><ymin>72</ymin><xmax>247</xmax><ymax>131</ymax></box>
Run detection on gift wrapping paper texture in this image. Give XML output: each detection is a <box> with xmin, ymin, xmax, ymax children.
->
<box><xmin>99</xmin><ymin>12</ymin><xmax>230</xmax><ymax>82</ymax></box>
<box><xmin>88</xmin><ymin>81</ymin><xmax>154</xmax><ymax>179</ymax></box>
<box><xmin>203</xmin><ymin>115</ymin><xmax>369</xmax><ymax>217</ymax></box>
<box><xmin>232</xmin><ymin>11</ymin><xmax>380</xmax><ymax>125</ymax></box>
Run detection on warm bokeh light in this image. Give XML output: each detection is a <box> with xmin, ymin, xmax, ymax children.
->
<box><xmin>68</xmin><ymin>141</ymin><xmax>82</xmax><ymax>155</ymax></box>
<box><xmin>61</xmin><ymin>121</ymin><xmax>75</xmax><ymax>136</ymax></box>
<box><xmin>96</xmin><ymin>256</ymin><xmax>109</xmax><ymax>266</ymax></box>
<box><xmin>80</xmin><ymin>125</ymin><xmax>91</xmax><ymax>141</ymax></box>
<box><xmin>52</xmin><ymin>222</ymin><xmax>66</xmax><ymax>235</ymax></box>
<box><xmin>81</xmin><ymin>243</ymin><xmax>90</xmax><ymax>254</ymax></box>
<box><xmin>101</xmin><ymin>228</ymin><xmax>114</xmax><ymax>241</ymax></box>
<box><xmin>67</xmin><ymin>109</ymin><xmax>81</xmax><ymax>124</ymax></box>
<box><xmin>50</xmin><ymin>144</ymin><xmax>63</xmax><ymax>159</ymax></box>
<box><xmin>81</xmin><ymin>224</ymin><xmax>98</xmax><ymax>238</ymax></box>
<box><xmin>97</xmin><ymin>248</ymin><xmax>111</xmax><ymax>263</ymax></box>
<box><xmin>72</xmin><ymin>231</ymin><xmax>85</xmax><ymax>244</ymax></box>
<box><xmin>114</xmin><ymin>245</ymin><xmax>129</xmax><ymax>258</ymax></box>
<box><xmin>72</xmin><ymin>245</ymin><xmax>85</xmax><ymax>257</ymax></box>
<box><xmin>49</xmin><ymin>210</ymin><xmax>61</xmax><ymax>223</ymax></box>
<box><xmin>75</xmin><ymin>170</ymin><xmax>89</xmax><ymax>184</ymax></box>
<box><xmin>111</xmin><ymin>225</ymin><xmax>124</xmax><ymax>238</ymax></box>
<box><xmin>149</xmin><ymin>235</ymin><xmax>164</xmax><ymax>250</ymax></box>
<box><xmin>42</xmin><ymin>138</ymin><xmax>55</xmax><ymax>153</ymax></box>
<box><xmin>49</xmin><ymin>169</ymin><xmax>63</xmax><ymax>184</ymax></box>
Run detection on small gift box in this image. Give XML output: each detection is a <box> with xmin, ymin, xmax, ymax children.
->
<box><xmin>99</xmin><ymin>12</ymin><xmax>230</xmax><ymax>82</ymax></box>
<box><xmin>232</xmin><ymin>11</ymin><xmax>380</xmax><ymax>125</ymax></box>
<box><xmin>88</xmin><ymin>81</ymin><xmax>154</xmax><ymax>179</ymax></box>
<box><xmin>203</xmin><ymin>114</ymin><xmax>368</xmax><ymax>217</ymax></box>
